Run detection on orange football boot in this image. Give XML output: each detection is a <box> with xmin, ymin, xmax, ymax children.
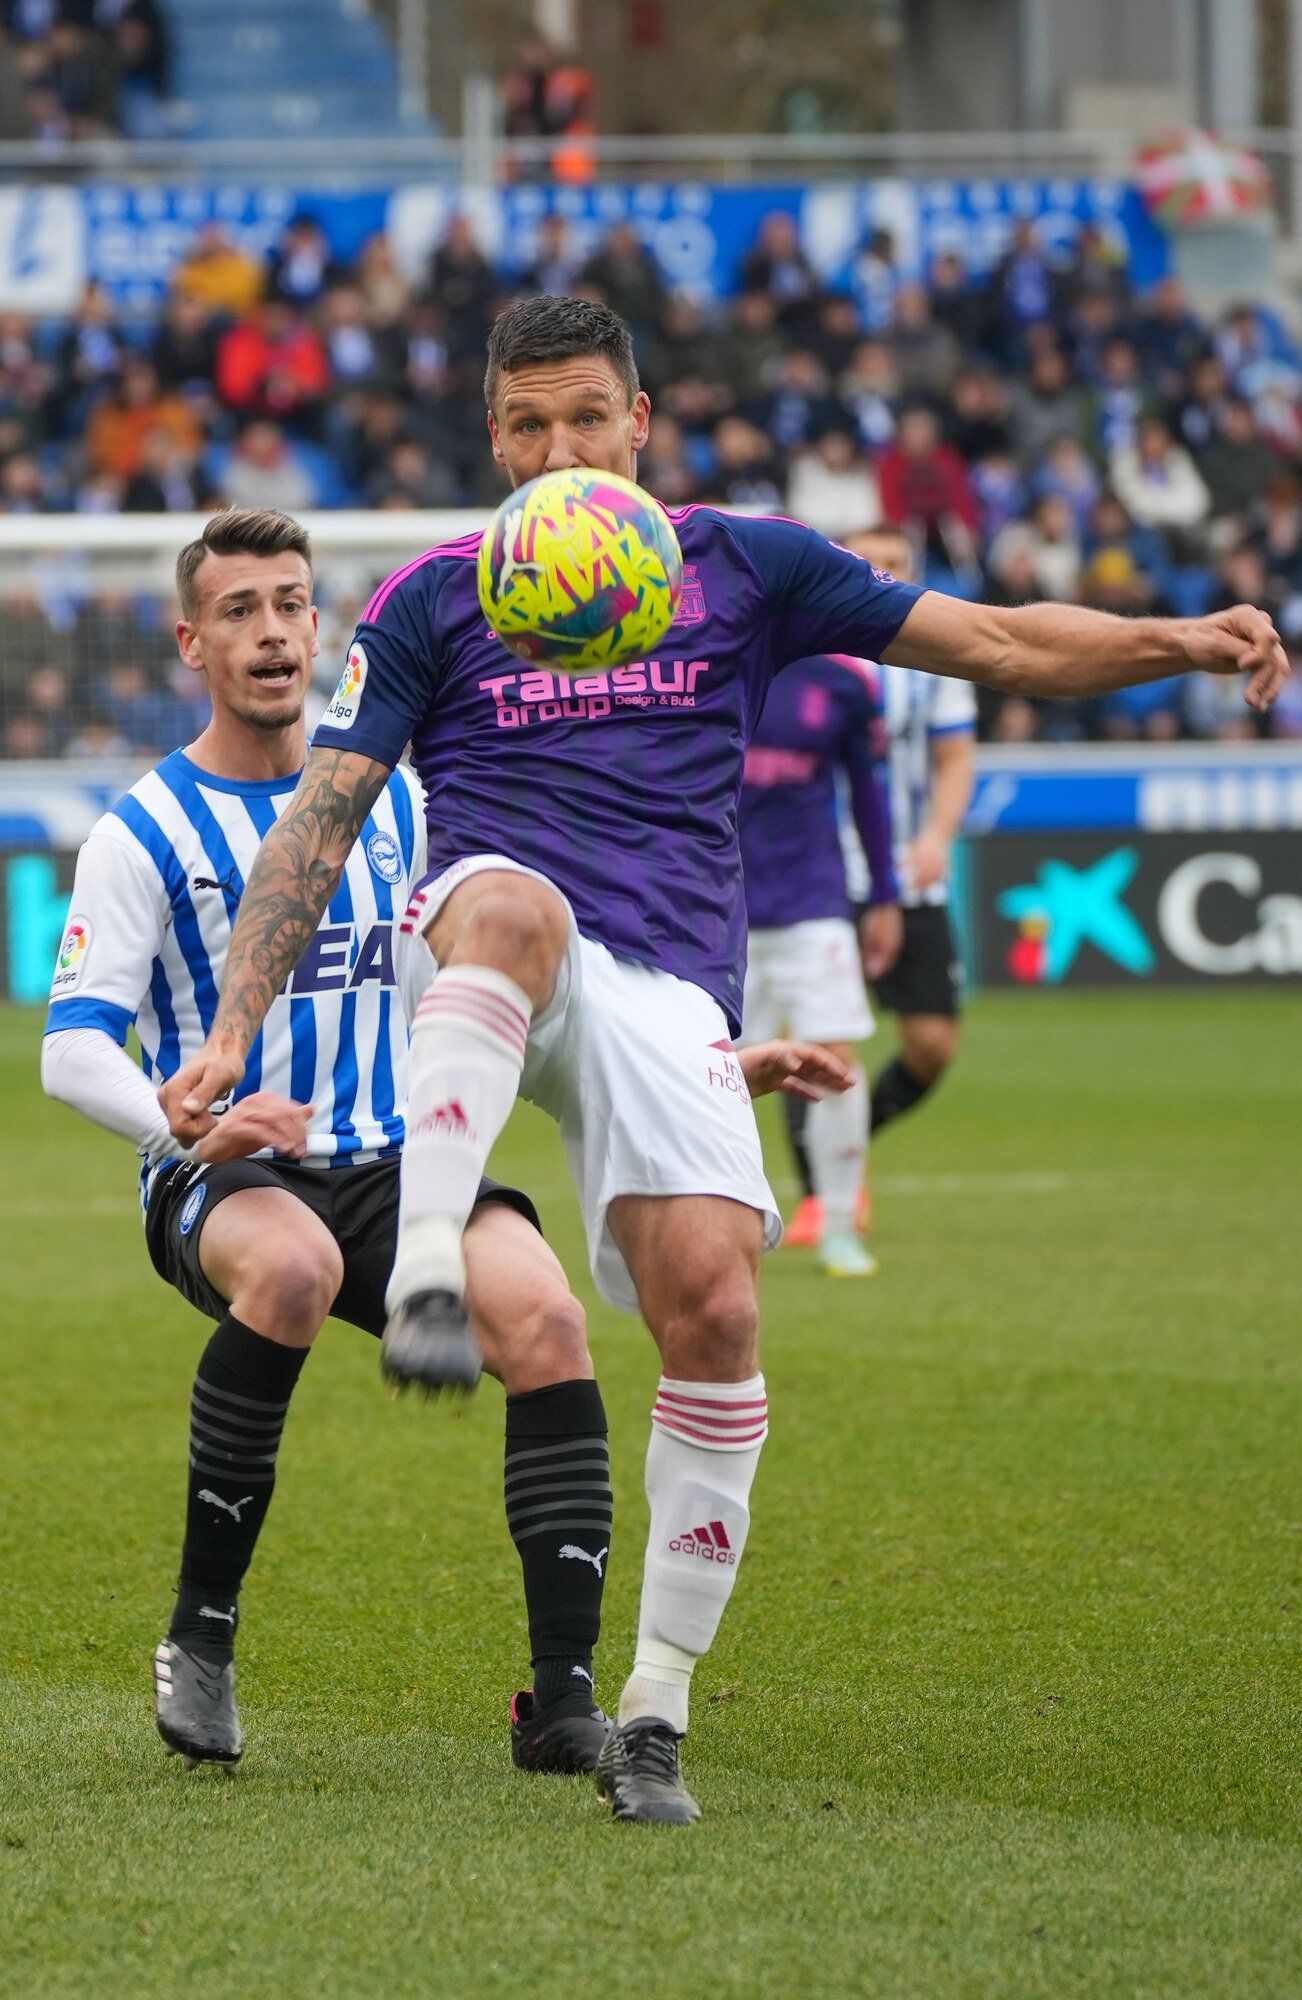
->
<box><xmin>784</xmin><ymin>1194</ymin><xmax>824</xmax><ymax>1247</ymax></box>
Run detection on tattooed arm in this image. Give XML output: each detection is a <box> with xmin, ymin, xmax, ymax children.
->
<box><xmin>159</xmin><ymin>748</ymin><xmax>391</xmax><ymax>1143</ymax></box>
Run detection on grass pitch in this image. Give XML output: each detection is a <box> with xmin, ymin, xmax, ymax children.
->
<box><xmin>1</xmin><ymin>993</ymin><xmax>1298</xmax><ymax>2000</ymax></box>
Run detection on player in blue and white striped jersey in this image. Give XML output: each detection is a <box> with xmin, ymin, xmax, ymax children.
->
<box><xmin>40</xmin><ymin>509</ymin><xmax>614</xmax><ymax>1775</ymax></box>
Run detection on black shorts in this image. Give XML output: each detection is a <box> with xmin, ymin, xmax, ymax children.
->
<box><xmin>145</xmin><ymin>1155</ymin><xmax>540</xmax><ymax>1336</ymax></box>
<box><xmin>868</xmin><ymin>904</ymin><xmax>963</xmax><ymax>1020</ymax></box>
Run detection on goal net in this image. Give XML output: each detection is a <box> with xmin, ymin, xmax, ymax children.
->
<box><xmin>0</xmin><ymin>510</ymin><xmax>490</xmax><ymax>767</ymax></box>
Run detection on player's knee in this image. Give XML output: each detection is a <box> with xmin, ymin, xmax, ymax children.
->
<box><xmin>456</xmin><ymin>881</ymin><xmax>568</xmax><ymax>987</ymax></box>
<box><xmin>660</xmin><ymin>1272</ymin><xmax>759</xmax><ymax>1379</ymax></box>
<box><xmin>525</xmin><ymin>1288</ymin><xmax>591</xmax><ymax>1381</ymax></box>
<box><xmin>239</xmin><ymin>1240</ymin><xmax>342</xmax><ymax>1343</ymax></box>
<box><xmin>902</xmin><ymin>1016</ymin><xmax>959</xmax><ymax>1083</ymax></box>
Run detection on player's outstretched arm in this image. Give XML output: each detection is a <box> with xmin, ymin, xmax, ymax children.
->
<box><xmin>160</xmin><ymin>747</ymin><xmax>392</xmax><ymax>1142</ymax></box>
<box><xmin>885</xmin><ymin>594</ymin><xmax>1290</xmax><ymax>713</ymax></box>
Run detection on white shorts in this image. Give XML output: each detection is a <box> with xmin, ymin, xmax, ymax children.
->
<box><xmin>741</xmin><ymin>918</ymin><xmax>875</xmax><ymax>1046</ymax></box>
<box><xmin>406</xmin><ymin>855</ymin><xmax>782</xmax><ymax>1314</ymax></box>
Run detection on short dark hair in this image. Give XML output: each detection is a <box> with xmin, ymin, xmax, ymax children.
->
<box><xmin>484</xmin><ymin>295</ymin><xmax>640</xmax><ymax>409</ymax></box>
<box><xmin>176</xmin><ymin>507</ymin><xmax>313</xmax><ymax>618</ymax></box>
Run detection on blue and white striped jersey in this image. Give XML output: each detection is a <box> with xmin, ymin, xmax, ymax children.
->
<box><xmin>841</xmin><ymin>663</ymin><xmax>976</xmax><ymax>909</ymax></box>
<box><xmin>45</xmin><ymin>748</ymin><xmax>429</xmax><ymax>1204</ymax></box>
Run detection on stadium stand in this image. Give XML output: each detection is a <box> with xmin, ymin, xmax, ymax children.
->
<box><xmin>3</xmin><ymin>199</ymin><xmax>1302</xmax><ymax>754</ymax></box>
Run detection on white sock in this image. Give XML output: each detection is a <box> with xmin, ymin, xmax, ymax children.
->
<box><xmin>619</xmin><ymin>1375</ymin><xmax>768</xmax><ymax>1735</ymax></box>
<box><xmin>385</xmin><ymin>965</ymin><xmax>531</xmax><ymax>1313</ymax></box>
<box><xmin>807</xmin><ymin>1065</ymin><xmax>868</xmax><ymax>1236</ymax></box>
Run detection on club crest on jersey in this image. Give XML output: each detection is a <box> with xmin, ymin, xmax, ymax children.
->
<box><xmin>324</xmin><ymin>643</ymin><xmax>367</xmax><ymax>731</ymax></box>
<box><xmin>365</xmin><ymin>829</ymin><xmax>403</xmax><ymax>886</ymax></box>
<box><xmin>51</xmin><ymin>917</ymin><xmax>92</xmax><ymax>992</ymax></box>
<box><xmin>179</xmin><ymin>1182</ymin><xmax>208</xmax><ymax>1236</ymax></box>
<box><xmin>672</xmin><ymin>565</ymin><xmax>707</xmax><ymax>627</ymax></box>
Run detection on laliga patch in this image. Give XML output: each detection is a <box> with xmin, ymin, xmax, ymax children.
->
<box><xmin>324</xmin><ymin>643</ymin><xmax>367</xmax><ymax>731</ymax></box>
<box><xmin>366</xmin><ymin>829</ymin><xmax>403</xmax><ymax>886</ymax></box>
<box><xmin>51</xmin><ymin>916</ymin><xmax>92</xmax><ymax>993</ymax></box>
<box><xmin>178</xmin><ymin>1182</ymin><xmax>208</xmax><ymax>1237</ymax></box>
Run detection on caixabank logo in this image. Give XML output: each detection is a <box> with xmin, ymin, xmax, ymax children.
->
<box><xmin>980</xmin><ymin>834</ymin><xmax>1302</xmax><ymax>987</ymax></box>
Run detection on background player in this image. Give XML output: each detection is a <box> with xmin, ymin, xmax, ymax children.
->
<box><xmin>781</xmin><ymin>524</ymin><xmax>978</xmax><ymax>1235</ymax></box>
<box><xmin>849</xmin><ymin>524</ymin><xmax>977</xmax><ymax>1135</ymax></box>
<box><xmin>160</xmin><ymin>300</ymin><xmax>1288</xmax><ymax>1826</ymax></box>
<box><xmin>739</xmin><ymin>647</ymin><xmax>901</xmax><ymax>1277</ymax></box>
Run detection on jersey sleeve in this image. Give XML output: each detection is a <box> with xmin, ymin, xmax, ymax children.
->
<box><xmin>726</xmin><ymin>515</ymin><xmax>927</xmax><ymax>672</ymax></box>
<box><xmin>45</xmin><ymin>823</ymin><xmax>168</xmax><ymax>1044</ymax></box>
<box><xmin>311</xmin><ymin>565</ymin><xmax>445</xmax><ymax>769</ymax></box>
<box><xmin>927</xmin><ymin>669</ymin><xmax>978</xmax><ymax>733</ymax></box>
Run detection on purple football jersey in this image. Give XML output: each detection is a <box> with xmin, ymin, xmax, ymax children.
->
<box><xmin>740</xmin><ymin>655</ymin><xmax>898</xmax><ymax>930</ymax></box>
<box><xmin>313</xmin><ymin>507</ymin><xmax>924</xmax><ymax>1030</ymax></box>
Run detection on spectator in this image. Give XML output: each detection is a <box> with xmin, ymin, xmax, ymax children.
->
<box><xmin>739</xmin><ymin>211</ymin><xmax>820</xmax><ymax>330</ymax></box>
<box><xmin>215</xmin><ymin>300</ymin><xmax>329</xmax><ymax>426</ymax></box>
<box><xmin>929</xmin><ymin>250</ymin><xmax>989</xmax><ymax>354</ymax></box>
<box><xmin>85</xmin><ymin>358</ymin><xmax>202</xmax><ymax>481</ymax></box>
<box><xmin>786</xmin><ymin>426</ymin><xmax>881</xmax><ymax>540</ymax></box>
<box><xmin>989</xmin><ymin>494</ymin><xmax>1081</xmax><ymax>603</ymax></box>
<box><xmin>1110</xmin><ymin>415</ymin><xmax>1211</xmax><ymax>545</ymax></box>
<box><xmin>426</xmin><ymin>214</ymin><xmax>499</xmax><ymax>358</ymax></box>
<box><xmin>1084</xmin><ymin>337</ymin><xmax>1156</xmax><ymax>460</ymax></box>
<box><xmin>172</xmin><ymin>225</ymin><xmax>264</xmax><ymax>319</ymax></box>
<box><xmin>643</xmin><ymin>293</ymin><xmax>719</xmax><ymax>396</ymax></box>
<box><xmin>368</xmin><ymin>437</ymin><xmax>455</xmax><ymax>510</ymax></box>
<box><xmin>501</xmin><ymin>30</ymin><xmax>594</xmax><ymax>144</ymax></box>
<box><xmin>320</xmin><ymin>285</ymin><xmax>395</xmax><ymax>394</ymax></box>
<box><xmin>838</xmin><ymin>338</ymin><xmax>900</xmax><ymax>452</ymax></box>
<box><xmin>519</xmin><ymin>213</ymin><xmax>583</xmax><ymax>297</ymax></box>
<box><xmin>990</xmin><ymin>221</ymin><xmax>1063</xmax><ymax>352</ymax></box>
<box><xmin>970</xmin><ymin>448</ymin><xmax>1027</xmax><ymax>544</ymax></box>
<box><xmin>56</xmin><ymin>283</ymin><xmax>126</xmax><ymax>415</ymax></box>
<box><xmin>1009</xmin><ymin>346</ymin><xmax>1087</xmax><ymax>467</ymax></box>
<box><xmin>1135</xmin><ymin>275</ymin><xmax>1209</xmax><ymax>395</ymax></box>
<box><xmin>848</xmin><ymin>226</ymin><xmax>900</xmax><ymax>334</ymax></box>
<box><xmin>266</xmin><ymin>214</ymin><xmax>347</xmax><ymax>310</ymax></box>
<box><xmin>710</xmin><ymin>416</ymin><xmax>782</xmax><ymax>511</ymax></box>
<box><xmin>96</xmin><ymin>0</ymin><xmax>170</xmax><ymax>136</ymax></box>
<box><xmin>877</xmin><ymin>404</ymin><xmax>979</xmax><ymax>572</ymax></box>
<box><xmin>1031</xmin><ymin>436</ymin><xmax>1101</xmax><ymax>536</ymax></box>
<box><xmin>149</xmin><ymin>289</ymin><xmax>220</xmax><ymax>396</ymax></box>
<box><xmin>123</xmin><ymin>426</ymin><xmax>208</xmax><ymax>511</ymax></box>
<box><xmin>1173</xmin><ymin>351</ymin><xmax>1232</xmax><ymax>455</ymax></box>
<box><xmin>640</xmin><ymin>412</ymin><xmax>698</xmax><ymax>509</ymax></box>
<box><xmin>945</xmin><ymin>366</ymin><xmax>1012</xmax><ymax>461</ymax></box>
<box><xmin>807</xmin><ymin>293</ymin><xmax>863</xmax><ymax>379</ymax></box>
<box><xmin>746</xmin><ymin>348</ymin><xmax>842</xmax><ymax>458</ymax></box>
<box><xmin>887</xmin><ymin>282</ymin><xmax>962</xmax><ymax>400</ymax></box>
<box><xmin>578</xmin><ymin>223</ymin><xmax>669</xmax><ymax>337</ymax></box>
<box><xmin>217</xmin><ymin>420</ymin><xmax>317</xmax><ymax>513</ymax></box>
<box><xmin>1062</xmin><ymin>221</ymin><xmax>1130</xmax><ymax>311</ymax></box>
<box><xmin>711</xmin><ymin>291</ymin><xmax>784</xmax><ymax>404</ymax></box>
<box><xmin>1198</xmin><ymin>395</ymin><xmax>1279</xmax><ymax>528</ymax></box>
<box><xmin>354</xmin><ymin>232</ymin><xmax>412</xmax><ymax>330</ymax></box>
<box><xmin>1253</xmin><ymin>473</ymin><xmax>1302</xmax><ymax>596</ymax></box>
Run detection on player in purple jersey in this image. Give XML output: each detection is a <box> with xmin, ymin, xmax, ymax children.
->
<box><xmin>739</xmin><ymin>652</ymin><xmax>901</xmax><ymax>1276</ymax></box>
<box><xmin>162</xmin><ymin>296</ymin><xmax>1288</xmax><ymax>1825</ymax></box>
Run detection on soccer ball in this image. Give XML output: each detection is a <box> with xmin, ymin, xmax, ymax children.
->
<box><xmin>478</xmin><ymin>467</ymin><xmax>684</xmax><ymax>673</ymax></box>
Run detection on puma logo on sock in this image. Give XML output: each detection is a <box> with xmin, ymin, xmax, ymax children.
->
<box><xmin>198</xmin><ymin>1490</ymin><xmax>253</xmax><ymax>1524</ymax></box>
<box><xmin>558</xmin><ymin>1543</ymin><xmax>608</xmax><ymax>1578</ymax></box>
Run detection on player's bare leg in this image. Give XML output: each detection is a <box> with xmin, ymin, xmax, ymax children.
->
<box><xmin>383</xmin><ymin>871</ymin><xmax>568</xmax><ymax>1393</ymax></box>
<box><xmin>155</xmin><ymin>1189</ymin><xmax>341</xmax><ymax>1769</ymax></box>
<box><xmin>872</xmin><ymin>1013</ymin><xmax>961</xmax><ymax>1134</ymax></box>
<box><xmin>594</xmin><ymin>1194</ymin><xmax>768</xmax><ymax>1824</ymax></box>
<box><xmin>465</xmin><ymin>1202</ymin><xmax>613</xmax><ymax>1772</ymax></box>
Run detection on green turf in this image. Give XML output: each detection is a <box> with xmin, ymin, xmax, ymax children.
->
<box><xmin>1</xmin><ymin>993</ymin><xmax>1298</xmax><ymax>1999</ymax></box>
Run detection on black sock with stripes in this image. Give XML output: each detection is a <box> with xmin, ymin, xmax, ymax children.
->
<box><xmin>168</xmin><ymin>1315</ymin><xmax>310</xmax><ymax>1664</ymax></box>
<box><xmin>504</xmin><ymin>1378</ymin><xmax>612</xmax><ymax>1711</ymax></box>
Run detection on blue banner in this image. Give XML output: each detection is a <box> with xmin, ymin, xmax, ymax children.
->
<box><xmin>64</xmin><ymin>175</ymin><xmax>1171</xmax><ymax>315</ymax></box>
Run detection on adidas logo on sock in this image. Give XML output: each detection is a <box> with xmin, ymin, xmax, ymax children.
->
<box><xmin>668</xmin><ymin>1519</ymin><xmax>736</xmax><ymax>1565</ymax></box>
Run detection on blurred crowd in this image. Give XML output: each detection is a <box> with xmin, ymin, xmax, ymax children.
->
<box><xmin>0</xmin><ymin>0</ymin><xmax>170</xmax><ymax>139</ymax></box>
<box><xmin>5</xmin><ymin>201</ymin><xmax>1302</xmax><ymax>755</ymax></box>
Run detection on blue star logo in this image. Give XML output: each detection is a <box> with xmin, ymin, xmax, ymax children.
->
<box><xmin>998</xmin><ymin>848</ymin><xmax>1155</xmax><ymax>982</ymax></box>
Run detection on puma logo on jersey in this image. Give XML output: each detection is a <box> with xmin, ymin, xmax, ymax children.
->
<box><xmin>558</xmin><ymin>1543</ymin><xmax>607</xmax><ymax>1578</ymax></box>
<box><xmin>198</xmin><ymin>1490</ymin><xmax>253</xmax><ymax>1524</ymax></box>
